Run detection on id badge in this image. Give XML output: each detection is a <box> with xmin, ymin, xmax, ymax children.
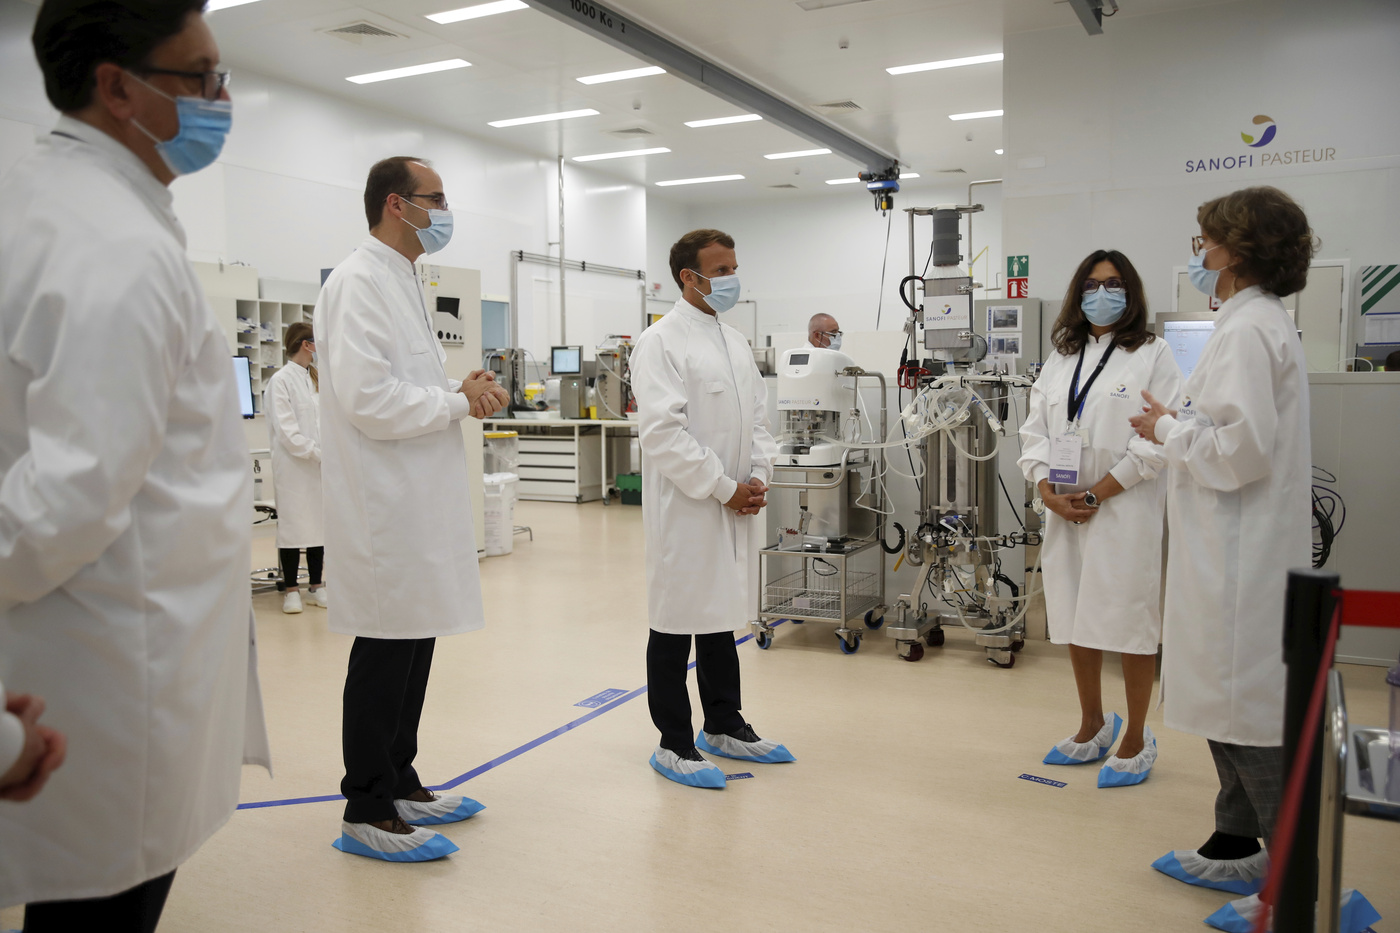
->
<box><xmin>1049</xmin><ymin>432</ymin><xmax>1082</xmax><ymax>484</ymax></box>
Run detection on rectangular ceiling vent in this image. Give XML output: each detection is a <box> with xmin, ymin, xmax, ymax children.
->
<box><xmin>815</xmin><ymin>100</ymin><xmax>862</xmax><ymax>112</ymax></box>
<box><xmin>768</xmin><ymin>183</ymin><xmax>799</xmax><ymax>189</ymax></box>
<box><xmin>322</xmin><ymin>21</ymin><xmax>408</xmax><ymax>45</ymax></box>
<box><xmin>937</xmin><ymin>168</ymin><xmax>968</xmax><ymax>174</ymax></box>
<box><xmin>608</xmin><ymin>126</ymin><xmax>655</xmax><ymax>137</ymax></box>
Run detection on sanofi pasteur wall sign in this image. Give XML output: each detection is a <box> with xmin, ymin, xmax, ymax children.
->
<box><xmin>1184</xmin><ymin>114</ymin><xmax>1338</xmax><ymax>175</ymax></box>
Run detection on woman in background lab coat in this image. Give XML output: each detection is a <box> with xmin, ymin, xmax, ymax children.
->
<box><xmin>265</xmin><ymin>321</ymin><xmax>325</xmax><ymax>614</ymax></box>
<box><xmin>1020</xmin><ymin>249</ymin><xmax>1181</xmax><ymax>788</ymax></box>
<box><xmin>1131</xmin><ymin>187</ymin><xmax>1315</xmax><ymax>914</ymax></box>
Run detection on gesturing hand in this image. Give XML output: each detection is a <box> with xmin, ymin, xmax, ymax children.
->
<box><xmin>1128</xmin><ymin>390</ymin><xmax>1176</xmax><ymax>445</ymax></box>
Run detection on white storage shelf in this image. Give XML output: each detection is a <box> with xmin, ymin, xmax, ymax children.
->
<box><xmin>233</xmin><ymin>300</ymin><xmax>316</xmax><ymax>415</ymax></box>
<box><xmin>514</xmin><ymin>433</ymin><xmax>603</xmax><ymax>502</ymax></box>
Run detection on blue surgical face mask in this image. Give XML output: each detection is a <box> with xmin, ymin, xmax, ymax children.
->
<box><xmin>1188</xmin><ymin>246</ymin><xmax>1224</xmax><ymax>298</ymax></box>
<box><xmin>689</xmin><ymin>270</ymin><xmax>741</xmax><ymax>313</ymax></box>
<box><xmin>401</xmin><ymin>199</ymin><xmax>454</xmax><ymax>254</ymax></box>
<box><xmin>128</xmin><ymin>73</ymin><xmax>232</xmax><ymax>176</ymax></box>
<box><xmin>825</xmin><ymin>332</ymin><xmax>843</xmax><ymax>351</ymax></box>
<box><xmin>1081</xmin><ymin>286</ymin><xmax>1127</xmax><ymax>326</ymax></box>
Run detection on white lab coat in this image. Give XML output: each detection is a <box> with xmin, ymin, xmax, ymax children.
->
<box><xmin>632</xmin><ymin>299</ymin><xmax>778</xmax><ymax>635</ymax></box>
<box><xmin>1019</xmin><ymin>334</ymin><xmax>1182</xmax><ymax>654</ymax></box>
<box><xmin>315</xmin><ymin>237</ymin><xmax>484</xmax><ymax>640</ymax></box>
<box><xmin>0</xmin><ymin>117</ymin><xmax>268</xmax><ymax>907</ymax></box>
<box><xmin>1155</xmin><ymin>286</ymin><xmax>1311</xmax><ymax>747</ymax></box>
<box><xmin>265</xmin><ymin>361</ymin><xmax>323</xmax><ymax>548</ymax></box>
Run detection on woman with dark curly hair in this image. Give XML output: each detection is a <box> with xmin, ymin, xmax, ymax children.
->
<box><xmin>1129</xmin><ymin>186</ymin><xmax>1315</xmax><ymax>920</ymax></box>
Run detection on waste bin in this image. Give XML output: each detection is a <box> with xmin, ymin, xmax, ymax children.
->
<box><xmin>483</xmin><ymin>430</ymin><xmax>519</xmax><ymax>475</ymax></box>
<box><xmin>482</xmin><ymin>472</ymin><xmax>518</xmax><ymax>556</ymax></box>
<box><xmin>616</xmin><ymin>472</ymin><xmax>642</xmax><ymax>506</ymax></box>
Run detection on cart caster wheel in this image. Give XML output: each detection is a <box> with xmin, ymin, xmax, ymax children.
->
<box><xmin>988</xmin><ymin>652</ymin><xmax>1016</xmax><ymax>669</ymax></box>
<box><xmin>755</xmin><ymin>631</ymin><xmax>773</xmax><ymax>649</ymax></box>
<box><xmin>900</xmin><ymin>642</ymin><xmax>925</xmax><ymax>662</ymax></box>
<box><xmin>789</xmin><ymin>619</ymin><xmax>804</xmax><ymax>624</ymax></box>
<box><xmin>863</xmin><ymin>609</ymin><xmax>884</xmax><ymax>631</ymax></box>
<box><xmin>838</xmin><ymin>634</ymin><xmax>861</xmax><ymax>654</ymax></box>
<box><xmin>1011</xmin><ymin>639</ymin><xmax>1025</xmax><ymax>653</ymax></box>
<box><xmin>925</xmin><ymin>628</ymin><xmax>945</xmax><ymax>648</ymax></box>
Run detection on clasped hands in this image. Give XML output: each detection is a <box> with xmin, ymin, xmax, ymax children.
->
<box><xmin>725</xmin><ymin>477</ymin><xmax>769</xmax><ymax>516</ymax></box>
<box><xmin>0</xmin><ymin>692</ymin><xmax>67</xmax><ymax>802</ymax></box>
<box><xmin>460</xmin><ymin>370</ymin><xmax>510</xmax><ymax>420</ymax></box>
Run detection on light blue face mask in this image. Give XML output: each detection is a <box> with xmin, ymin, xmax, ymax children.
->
<box><xmin>128</xmin><ymin>73</ymin><xmax>231</xmax><ymax>176</ymax></box>
<box><xmin>401</xmin><ymin>199</ymin><xmax>454</xmax><ymax>254</ymax></box>
<box><xmin>690</xmin><ymin>271</ymin><xmax>741</xmax><ymax>313</ymax></box>
<box><xmin>1081</xmin><ymin>286</ymin><xmax>1127</xmax><ymax>326</ymax></box>
<box><xmin>824</xmin><ymin>332</ymin><xmax>843</xmax><ymax>351</ymax></box>
<box><xmin>1188</xmin><ymin>246</ymin><xmax>1224</xmax><ymax>298</ymax></box>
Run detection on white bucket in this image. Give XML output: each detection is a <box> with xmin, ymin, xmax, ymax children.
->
<box><xmin>482</xmin><ymin>472</ymin><xmax>519</xmax><ymax>557</ymax></box>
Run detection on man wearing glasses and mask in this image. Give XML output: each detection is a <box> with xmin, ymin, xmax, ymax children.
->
<box><xmin>808</xmin><ymin>313</ymin><xmax>842</xmax><ymax>351</ymax></box>
<box><xmin>315</xmin><ymin>156</ymin><xmax>508</xmax><ymax>862</ymax></box>
<box><xmin>0</xmin><ymin>2</ymin><xmax>268</xmax><ymax>928</ymax></box>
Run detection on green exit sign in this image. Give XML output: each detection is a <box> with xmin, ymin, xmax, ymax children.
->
<box><xmin>1007</xmin><ymin>255</ymin><xmax>1029</xmax><ymax>277</ymax></box>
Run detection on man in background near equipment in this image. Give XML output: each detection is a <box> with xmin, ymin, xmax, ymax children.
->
<box><xmin>265</xmin><ymin>321</ymin><xmax>326</xmax><ymax>614</ymax></box>
<box><xmin>317</xmin><ymin>155</ymin><xmax>507</xmax><ymax>862</ymax></box>
<box><xmin>631</xmin><ymin>228</ymin><xmax>794</xmax><ymax>790</ymax></box>
<box><xmin>0</xmin><ymin>1</ymin><xmax>269</xmax><ymax>928</ymax></box>
<box><xmin>808</xmin><ymin>312</ymin><xmax>842</xmax><ymax>350</ymax></box>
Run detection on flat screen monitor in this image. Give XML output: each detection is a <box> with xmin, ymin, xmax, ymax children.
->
<box><xmin>1161</xmin><ymin>320</ymin><xmax>1215</xmax><ymax>378</ymax></box>
<box><xmin>551</xmin><ymin>345</ymin><xmax>582</xmax><ymax>375</ymax></box>
<box><xmin>232</xmin><ymin>356</ymin><xmax>254</xmax><ymax>419</ymax></box>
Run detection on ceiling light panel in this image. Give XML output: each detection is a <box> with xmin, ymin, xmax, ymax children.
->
<box><xmin>572</xmin><ymin>147</ymin><xmax>671</xmax><ymax>162</ymax></box>
<box><xmin>488</xmin><ymin>108</ymin><xmax>599</xmax><ymax>128</ymax></box>
<box><xmin>577</xmin><ymin>66</ymin><xmax>666</xmax><ymax>85</ymax></box>
<box><xmin>655</xmin><ymin>175</ymin><xmax>745</xmax><ymax>187</ymax></box>
<box><xmin>684</xmin><ymin>114</ymin><xmax>762</xmax><ymax>128</ymax></box>
<box><xmin>825</xmin><ymin>173</ymin><xmax>919</xmax><ymax>185</ymax></box>
<box><xmin>948</xmin><ymin>110</ymin><xmax>1003</xmax><ymax>121</ymax></box>
<box><xmin>887</xmin><ymin>53</ymin><xmax>1003</xmax><ymax>76</ymax></box>
<box><xmin>995</xmin><ymin>149</ymin><xmax>1004</xmax><ymax>155</ymax></box>
<box><xmin>764</xmin><ymin>148</ymin><xmax>832</xmax><ymax>160</ymax></box>
<box><xmin>426</xmin><ymin>1</ymin><xmax>528</xmax><ymax>24</ymax></box>
<box><xmin>206</xmin><ymin>0</ymin><xmax>263</xmax><ymax>10</ymax></box>
<box><xmin>346</xmin><ymin>59</ymin><xmax>471</xmax><ymax>84</ymax></box>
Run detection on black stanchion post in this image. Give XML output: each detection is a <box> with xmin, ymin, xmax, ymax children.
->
<box><xmin>1277</xmin><ymin>568</ymin><xmax>1339</xmax><ymax>933</ymax></box>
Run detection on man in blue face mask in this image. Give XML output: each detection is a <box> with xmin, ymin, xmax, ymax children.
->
<box><xmin>1</xmin><ymin>1</ymin><xmax>269</xmax><ymax>926</ymax></box>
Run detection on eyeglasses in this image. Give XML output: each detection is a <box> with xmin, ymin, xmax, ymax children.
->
<box><xmin>1081</xmin><ymin>277</ymin><xmax>1126</xmax><ymax>294</ymax></box>
<box><xmin>1191</xmin><ymin>235</ymin><xmax>1212</xmax><ymax>256</ymax></box>
<box><xmin>822</xmin><ymin>329</ymin><xmax>843</xmax><ymax>337</ymax></box>
<box><xmin>399</xmin><ymin>192</ymin><xmax>449</xmax><ymax>211</ymax></box>
<box><xmin>137</xmin><ymin>67</ymin><xmax>231</xmax><ymax>102</ymax></box>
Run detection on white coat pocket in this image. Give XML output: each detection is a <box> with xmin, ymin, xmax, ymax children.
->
<box><xmin>705</xmin><ymin>381</ymin><xmax>726</xmax><ymax>394</ymax></box>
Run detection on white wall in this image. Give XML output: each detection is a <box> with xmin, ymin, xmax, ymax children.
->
<box><xmin>1002</xmin><ymin>0</ymin><xmax>1400</xmax><ymax>320</ymax></box>
<box><xmin>0</xmin><ymin>0</ymin><xmax>647</xmax><ymax>334</ymax></box>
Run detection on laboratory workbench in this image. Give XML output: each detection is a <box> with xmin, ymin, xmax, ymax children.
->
<box><xmin>484</xmin><ymin>417</ymin><xmax>638</xmax><ymax>504</ymax></box>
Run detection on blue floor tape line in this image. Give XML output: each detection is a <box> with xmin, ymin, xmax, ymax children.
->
<box><xmin>235</xmin><ymin>627</ymin><xmax>777</xmax><ymax>811</ymax></box>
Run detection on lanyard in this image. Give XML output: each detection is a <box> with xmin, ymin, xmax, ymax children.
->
<box><xmin>1067</xmin><ymin>339</ymin><xmax>1117</xmax><ymax>422</ymax></box>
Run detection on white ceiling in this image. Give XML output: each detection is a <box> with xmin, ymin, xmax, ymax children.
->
<box><xmin>204</xmin><ymin>0</ymin><xmax>1226</xmax><ymax>202</ymax></box>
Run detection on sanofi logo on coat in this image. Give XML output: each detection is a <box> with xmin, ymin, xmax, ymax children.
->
<box><xmin>1109</xmin><ymin>383</ymin><xmax>1130</xmax><ymax>399</ymax></box>
<box><xmin>1180</xmin><ymin>396</ymin><xmax>1195</xmax><ymax>417</ymax></box>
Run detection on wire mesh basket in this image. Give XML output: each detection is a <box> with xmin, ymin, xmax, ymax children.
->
<box><xmin>761</xmin><ymin>567</ymin><xmax>880</xmax><ymax>621</ymax></box>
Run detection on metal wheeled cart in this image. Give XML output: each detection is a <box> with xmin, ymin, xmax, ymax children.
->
<box><xmin>750</xmin><ymin>539</ymin><xmax>886</xmax><ymax>654</ymax></box>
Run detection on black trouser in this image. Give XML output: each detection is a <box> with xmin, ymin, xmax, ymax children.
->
<box><xmin>276</xmin><ymin>546</ymin><xmax>323</xmax><ymax>591</ymax></box>
<box><xmin>341</xmin><ymin>636</ymin><xmax>435</xmax><ymax>823</ymax></box>
<box><xmin>24</xmin><ymin>870</ymin><xmax>176</xmax><ymax>933</ymax></box>
<box><xmin>646</xmin><ymin>629</ymin><xmax>744</xmax><ymax>752</ymax></box>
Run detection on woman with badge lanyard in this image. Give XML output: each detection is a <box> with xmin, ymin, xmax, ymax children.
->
<box><xmin>1019</xmin><ymin>250</ymin><xmax>1182</xmax><ymax>788</ymax></box>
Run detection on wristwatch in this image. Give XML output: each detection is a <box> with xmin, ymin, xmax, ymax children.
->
<box><xmin>1083</xmin><ymin>491</ymin><xmax>1100</xmax><ymax>508</ymax></box>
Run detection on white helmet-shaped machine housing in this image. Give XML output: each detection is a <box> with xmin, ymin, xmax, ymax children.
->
<box><xmin>776</xmin><ymin>347</ymin><xmax>857</xmax><ymax>412</ymax></box>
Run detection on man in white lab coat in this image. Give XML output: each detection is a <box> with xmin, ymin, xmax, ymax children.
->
<box><xmin>0</xmin><ymin>2</ymin><xmax>268</xmax><ymax>928</ymax></box>
<box><xmin>316</xmin><ymin>156</ymin><xmax>507</xmax><ymax>861</ymax></box>
<box><xmin>631</xmin><ymin>229</ymin><xmax>793</xmax><ymax>790</ymax></box>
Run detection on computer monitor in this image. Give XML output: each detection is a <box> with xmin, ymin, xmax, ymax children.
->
<box><xmin>1157</xmin><ymin>316</ymin><xmax>1216</xmax><ymax>379</ymax></box>
<box><xmin>232</xmin><ymin>356</ymin><xmax>254</xmax><ymax>418</ymax></box>
<box><xmin>551</xmin><ymin>345</ymin><xmax>582</xmax><ymax>375</ymax></box>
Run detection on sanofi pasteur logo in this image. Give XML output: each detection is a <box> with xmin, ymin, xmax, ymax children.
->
<box><xmin>1110</xmin><ymin>383</ymin><xmax>1129</xmax><ymax>399</ymax></box>
<box><xmin>1241</xmin><ymin>114</ymin><xmax>1277</xmax><ymax>147</ymax></box>
<box><xmin>1185</xmin><ymin>114</ymin><xmax>1336</xmax><ymax>174</ymax></box>
<box><xmin>939</xmin><ymin>303</ymin><xmax>954</xmax><ymax>316</ymax></box>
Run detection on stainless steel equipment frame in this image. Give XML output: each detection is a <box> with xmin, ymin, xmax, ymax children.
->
<box><xmin>750</xmin><ymin>369</ymin><xmax>888</xmax><ymax>654</ymax></box>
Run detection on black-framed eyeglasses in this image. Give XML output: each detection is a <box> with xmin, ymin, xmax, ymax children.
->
<box><xmin>399</xmin><ymin>192</ymin><xmax>449</xmax><ymax>211</ymax></box>
<box><xmin>1191</xmin><ymin>235</ymin><xmax>1208</xmax><ymax>256</ymax></box>
<box><xmin>1081</xmin><ymin>277</ymin><xmax>1126</xmax><ymax>294</ymax></box>
<box><xmin>822</xmin><ymin>329</ymin><xmax>843</xmax><ymax>338</ymax></box>
<box><xmin>137</xmin><ymin>67</ymin><xmax>231</xmax><ymax>102</ymax></box>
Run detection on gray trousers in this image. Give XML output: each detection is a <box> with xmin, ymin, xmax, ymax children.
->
<box><xmin>1208</xmin><ymin>739</ymin><xmax>1284</xmax><ymax>843</ymax></box>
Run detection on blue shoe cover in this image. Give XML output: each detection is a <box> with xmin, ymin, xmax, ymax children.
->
<box><xmin>696</xmin><ymin>729</ymin><xmax>796</xmax><ymax>764</ymax></box>
<box><xmin>332</xmin><ymin>821</ymin><xmax>459</xmax><ymax>862</ymax></box>
<box><xmin>1043</xmin><ymin>712</ymin><xmax>1122</xmax><ymax>765</ymax></box>
<box><xmin>1098</xmin><ymin>726</ymin><xmax>1156</xmax><ymax>788</ymax></box>
<box><xmin>396</xmin><ymin>793</ymin><xmax>485</xmax><ymax>826</ymax></box>
<box><xmin>1151</xmin><ymin>849</ymin><xmax>1266</xmax><ymax>896</ymax></box>
<box><xmin>1203</xmin><ymin>890</ymin><xmax>1380</xmax><ymax>933</ymax></box>
<box><xmin>650</xmin><ymin>748</ymin><xmax>725</xmax><ymax>789</ymax></box>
